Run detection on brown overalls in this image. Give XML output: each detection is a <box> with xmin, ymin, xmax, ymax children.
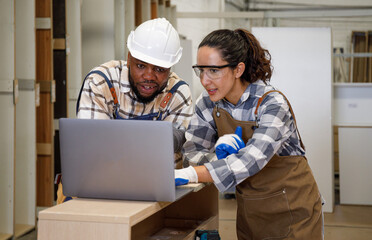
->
<box><xmin>213</xmin><ymin>90</ymin><xmax>323</xmax><ymax>240</ymax></box>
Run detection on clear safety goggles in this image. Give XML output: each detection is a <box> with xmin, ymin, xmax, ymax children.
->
<box><xmin>192</xmin><ymin>63</ymin><xmax>238</xmax><ymax>79</ymax></box>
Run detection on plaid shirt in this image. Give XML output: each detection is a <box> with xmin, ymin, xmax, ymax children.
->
<box><xmin>77</xmin><ymin>60</ymin><xmax>193</xmax><ymax>129</ymax></box>
<box><xmin>182</xmin><ymin>80</ymin><xmax>305</xmax><ymax>192</ymax></box>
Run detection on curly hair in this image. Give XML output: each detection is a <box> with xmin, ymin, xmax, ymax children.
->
<box><xmin>198</xmin><ymin>28</ymin><xmax>272</xmax><ymax>83</ymax></box>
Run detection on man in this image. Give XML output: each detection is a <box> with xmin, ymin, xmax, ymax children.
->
<box><xmin>77</xmin><ymin>18</ymin><xmax>192</xmax><ymax>146</ymax></box>
<box><xmin>57</xmin><ymin>18</ymin><xmax>193</xmax><ymax>203</ymax></box>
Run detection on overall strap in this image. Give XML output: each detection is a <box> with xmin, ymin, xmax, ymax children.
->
<box><xmin>160</xmin><ymin>80</ymin><xmax>187</xmax><ymax>109</ymax></box>
<box><xmin>76</xmin><ymin>70</ymin><xmax>119</xmax><ymax>116</ymax></box>
<box><xmin>255</xmin><ymin>90</ymin><xmax>306</xmax><ymax>150</ymax></box>
<box><xmin>157</xmin><ymin>80</ymin><xmax>188</xmax><ymax>120</ymax></box>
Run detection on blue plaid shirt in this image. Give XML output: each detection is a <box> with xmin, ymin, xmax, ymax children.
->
<box><xmin>182</xmin><ymin>80</ymin><xmax>305</xmax><ymax>192</ymax></box>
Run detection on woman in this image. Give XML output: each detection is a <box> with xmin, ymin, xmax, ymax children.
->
<box><xmin>175</xmin><ymin>29</ymin><xmax>323</xmax><ymax>239</ymax></box>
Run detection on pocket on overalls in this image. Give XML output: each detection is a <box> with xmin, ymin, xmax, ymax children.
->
<box><xmin>236</xmin><ymin>188</ymin><xmax>293</xmax><ymax>239</ymax></box>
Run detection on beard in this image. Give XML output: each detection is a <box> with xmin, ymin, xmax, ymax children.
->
<box><xmin>128</xmin><ymin>69</ymin><xmax>168</xmax><ymax>104</ymax></box>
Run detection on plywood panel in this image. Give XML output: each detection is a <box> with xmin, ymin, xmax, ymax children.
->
<box><xmin>52</xmin><ymin>0</ymin><xmax>65</xmax><ymax>38</ymax></box>
<box><xmin>36</xmin><ymin>31</ymin><xmax>52</xmax><ymax>81</ymax></box>
<box><xmin>37</xmin><ymin>156</ymin><xmax>54</xmax><ymax>206</ymax></box>
<box><xmin>135</xmin><ymin>0</ymin><xmax>142</xmax><ymax>26</ymax></box>
<box><xmin>36</xmin><ymin>93</ymin><xmax>53</xmax><ymax>142</ymax></box>
<box><xmin>36</xmin><ymin>0</ymin><xmax>52</xmax><ymax>17</ymax></box>
<box><xmin>36</xmin><ymin>0</ymin><xmax>54</xmax><ymax>207</ymax></box>
<box><xmin>368</xmin><ymin>31</ymin><xmax>372</xmax><ymax>83</ymax></box>
<box><xmin>151</xmin><ymin>0</ymin><xmax>158</xmax><ymax>19</ymax></box>
<box><xmin>252</xmin><ymin>27</ymin><xmax>333</xmax><ymax>212</ymax></box>
<box><xmin>352</xmin><ymin>32</ymin><xmax>368</xmax><ymax>83</ymax></box>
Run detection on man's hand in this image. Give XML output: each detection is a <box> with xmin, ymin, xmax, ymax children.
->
<box><xmin>175</xmin><ymin>166</ymin><xmax>198</xmax><ymax>186</ymax></box>
<box><xmin>215</xmin><ymin>126</ymin><xmax>245</xmax><ymax>160</ymax></box>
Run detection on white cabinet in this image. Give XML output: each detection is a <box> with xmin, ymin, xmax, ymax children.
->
<box><xmin>339</xmin><ymin>127</ymin><xmax>372</xmax><ymax>205</ymax></box>
<box><xmin>335</xmin><ymin>83</ymin><xmax>372</xmax><ymax>205</ymax></box>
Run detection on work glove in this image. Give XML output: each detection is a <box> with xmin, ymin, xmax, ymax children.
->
<box><xmin>215</xmin><ymin>126</ymin><xmax>245</xmax><ymax>160</ymax></box>
<box><xmin>174</xmin><ymin>166</ymin><xmax>198</xmax><ymax>186</ymax></box>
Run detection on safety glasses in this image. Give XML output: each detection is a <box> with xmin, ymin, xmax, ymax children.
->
<box><xmin>192</xmin><ymin>63</ymin><xmax>238</xmax><ymax>79</ymax></box>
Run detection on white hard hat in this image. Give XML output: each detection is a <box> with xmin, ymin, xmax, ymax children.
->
<box><xmin>127</xmin><ymin>18</ymin><xmax>182</xmax><ymax>68</ymax></box>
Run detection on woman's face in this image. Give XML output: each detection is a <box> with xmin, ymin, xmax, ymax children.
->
<box><xmin>196</xmin><ymin>46</ymin><xmax>244</xmax><ymax>104</ymax></box>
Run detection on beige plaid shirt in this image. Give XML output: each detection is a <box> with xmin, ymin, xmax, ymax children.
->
<box><xmin>77</xmin><ymin>60</ymin><xmax>193</xmax><ymax>130</ymax></box>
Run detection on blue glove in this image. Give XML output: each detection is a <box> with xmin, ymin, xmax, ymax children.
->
<box><xmin>175</xmin><ymin>178</ymin><xmax>189</xmax><ymax>186</ymax></box>
<box><xmin>215</xmin><ymin>126</ymin><xmax>245</xmax><ymax>160</ymax></box>
<box><xmin>174</xmin><ymin>166</ymin><xmax>198</xmax><ymax>186</ymax></box>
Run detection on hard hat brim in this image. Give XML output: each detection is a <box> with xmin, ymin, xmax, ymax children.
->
<box><xmin>129</xmin><ymin>47</ymin><xmax>182</xmax><ymax>69</ymax></box>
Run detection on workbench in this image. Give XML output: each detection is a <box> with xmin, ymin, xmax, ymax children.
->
<box><xmin>37</xmin><ymin>183</ymin><xmax>218</xmax><ymax>239</ymax></box>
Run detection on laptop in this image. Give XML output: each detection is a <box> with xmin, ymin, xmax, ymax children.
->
<box><xmin>59</xmin><ymin>118</ymin><xmax>193</xmax><ymax>202</ymax></box>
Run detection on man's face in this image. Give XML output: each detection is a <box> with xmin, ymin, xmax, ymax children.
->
<box><xmin>127</xmin><ymin>54</ymin><xmax>171</xmax><ymax>103</ymax></box>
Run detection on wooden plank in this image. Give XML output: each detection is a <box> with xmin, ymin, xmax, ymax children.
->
<box><xmin>0</xmin><ymin>233</ymin><xmax>13</xmax><ymax>240</ymax></box>
<box><xmin>53</xmin><ymin>50</ymin><xmax>67</xmax><ymax>118</ymax></box>
<box><xmin>14</xmin><ymin>224</ymin><xmax>35</xmax><ymax>238</ymax></box>
<box><xmin>36</xmin><ymin>93</ymin><xmax>53</xmax><ymax>143</ymax></box>
<box><xmin>36</xmin><ymin>0</ymin><xmax>54</xmax><ymax>207</ymax></box>
<box><xmin>52</xmin><ymin>0</ymin><xmax>67</xmax><ymax>199</ymax></box>
<box><xmin>53</xmin><ymin>39</ymin><xmax>65</xmax><ymax>50</ymax></box>
<box><xmin>37</xmin><ymin>156</ymin><xmax>54</xmax><ymax>206</ymax></box>
<box><xmin>333</xmin><ymin>126</ymin><xmax>339</xmax><ymax>173</ymax></box>
<box><xmin>352</xmin><ymin>31</ymin><xmax>368</xmax><ymax>83</ymax></box>
<box><xmin>151</xmin><ymin>0</ymin><xmax>158</xmax><ymax>19</ymax></box>
<box><xmin>368</xmin><ymin>31</ymin><xmax>372</xmax><ymax>83</ymax></box>
<box><xmin>36</xmin><ymin>93</ymin><xmax>54</xmax><ymax>206</ymax></box>
<box><xmin>36</xmin><ymin>0</ymin><xmax>52</xmax><ymax>17</ymax></box>
<box><xmin>135</xmin><ymin>0</ymin><xmax>142</xmax><ymax>26</ymax></box>
<box><xmin>37</xmin><ymin>143</ymin><xmax>52</xmax><ymax>155</ymax></box>
<box><xmin>52</xmin><ymin>0</ymin><xmax>66</xmax><ymax>38</ymax></box>
<box><xmin>36</xmin><ymin>31</ymin><xmax>52</xmax><ymax>81</ymax></box>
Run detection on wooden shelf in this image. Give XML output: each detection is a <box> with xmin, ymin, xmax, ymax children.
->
<box><xmin>0</xmin><ymin>233</ymin><xmax>13</xmax><ymax>240</ymax></box>
<box><xmin>333</xmin><ymin>82</ymin><xmax>372</xmax><ymax>87</ymax></box>
<box><xmin>14</xmin><ymin>224</ymin><xmax>35</xmax><ymax>238</ymax></box>
<box><xmin>335</xmin><ymin>124</ymin><xmax>372</xmax><ymax>128</ymax></box>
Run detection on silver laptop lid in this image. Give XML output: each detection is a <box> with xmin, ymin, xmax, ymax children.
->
<box><xmin>59</xmin><ymin>118</ymin><xmax>177</xmax><ymax>202</ymax></box>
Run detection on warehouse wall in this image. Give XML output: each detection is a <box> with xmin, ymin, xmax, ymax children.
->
<box><xmin>173</xmin><ymin>0</ymin><xmax>372</xmax><ymax>95</ymax></box>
